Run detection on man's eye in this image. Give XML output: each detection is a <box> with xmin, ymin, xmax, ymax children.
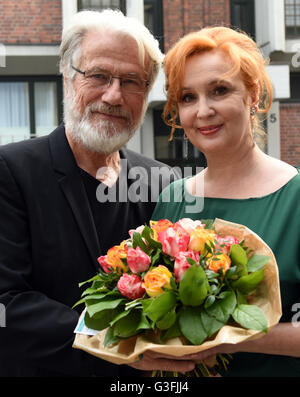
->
<box><xmin>122</xmin><ymin>78</ymin><xmax>141</xmax><ymax>87</ymax></box>
<box><xmin>91</xmin><ymin>73</ymin><xmax>109</xmax><ymax>82</ymax></box>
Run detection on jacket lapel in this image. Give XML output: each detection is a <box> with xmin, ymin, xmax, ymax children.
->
<box><xmin>48</xmin><ymin>125</ymin><xmax>101</xmax><ymax>272</ymax></box>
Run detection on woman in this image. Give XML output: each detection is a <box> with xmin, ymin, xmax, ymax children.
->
<box><xmin>131</xmin><ymin>27</ymin><xmax>300</xmax><ymax>376</ymax></box>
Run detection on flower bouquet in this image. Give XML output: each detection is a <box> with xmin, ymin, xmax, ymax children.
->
<box><xmin>73</xmin><ymin>218</ymin><xmax>281</xmax><ymax>375</ymax></box>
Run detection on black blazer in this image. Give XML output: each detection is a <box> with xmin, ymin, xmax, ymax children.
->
<box><xmin>0</xmin><ymin>125</ymin><xmax>177</xmax><ymax>376</ymax></box>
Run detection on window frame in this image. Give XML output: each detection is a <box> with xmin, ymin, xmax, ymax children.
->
<box><xmin>77</xmin><ymin>0</ymin><xmax>126</xmax><ymax>13</ymax></box>
<box><xmin>0</xmin><ymin>75</ymin><xmax>63</xmax><ymax>138</ymax></box>
<box><xmin>230</xmin><ymin>0</ymin><xmax>256</xmax><ymax>39</ymax></box>
<box><xmin>285</xmin><ymin>0</ymin><xmax>300</xmax><ymax>38</ymax></box>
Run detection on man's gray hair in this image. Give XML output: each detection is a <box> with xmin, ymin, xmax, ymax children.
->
<box><xmin>59</xmin><ymin>9</ymin><xmax>164</xmax><ymax>90</ymax></box>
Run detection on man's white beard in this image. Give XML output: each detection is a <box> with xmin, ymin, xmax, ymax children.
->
<box><xmin>63</xmin><ymin>87</ymin><xmax>146</xmax><ymax>155</ymax></box>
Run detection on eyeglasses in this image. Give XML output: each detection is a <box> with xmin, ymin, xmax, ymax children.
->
<box><xmin>71</xmin><ymin>65</ymin><xmax>149</xmax><ymax>93</ymax></box>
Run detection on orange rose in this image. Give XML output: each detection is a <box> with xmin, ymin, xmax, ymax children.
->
<box><xmin>188</xmin><ymin>227</ymin><xmax>215</xmax><ymax>254</ymax></box>
<box><xmin>206</xmin><ymin>253</ymin><xmax>231</xmax><ymax>274</ymax></box>
<box><xmin>142</xmin><ymin>265</ymin><xmax>172</xmax><ymax>297</ymax></box>
<box><xmin>150</xmin><ymin>219</ymin><xmax>173</xmax><ymax>241</ymax></box>
<box><xmin>106</xmin><ymin>244</ymin><xmax>128</xmax><ymax>273</ymax></box>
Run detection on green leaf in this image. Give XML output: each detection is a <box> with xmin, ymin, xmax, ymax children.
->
<box><xmin>151</xmin><ymin>249</ymin><xmax>162</xmax><ymax>266</ymax></box>
<box><xmin>236</xmin><ymin>290</ymin><xmax>248</xmax><ymax>305</ymax></box>
<box><xmin>109</xmin><ymin>309</ymin><xmax>131</xmax><ymax>326</ymax></box>
<box><xmin>132</xmin><ymin>231</ymin><xmax>148</xmax><ymax>253</ymax></box>
<box><xmin>179</xmin><ymin>265</ymin><xmax>208</xmax><ymax>306</ymax></box>
<box><xmin>142</xmin><ymin>226</ymin><xmax>162</xmax><ymax>249</ymax></box>
<box><xmin>232</xmin><ymin>304</ymin><xmax>268</xmax><ymax>333</ymax></box>
<box><xmin>206</xmin><ymin>290</ymin><xmax>237</xmax><ymax>323</ymax></box>
<box><xmin>247</xmin><ymin>254</ymin><xmax>270</xmax><ymax>272</ymax></box>
<box><xmin>200</xmin><ymin>310</ymin><xmax>224</xmax><ymax>337</ymax></box>
<box><xmin>201</xmin><ymin>219</ymin><xmax>214</xmax><ymax>229</ymax></box>
<box><xmin>84</xmin><ymin>308</ymin><xmax>121</xmax><ymax>331</ymax></box>
<box><xmin>104</xmin><ymin>327</ymin><xmax>119</xmax><ymax>347</ymax></box>
<box><xmin>136</xmin><ymin>312</ymin><xmax>152</xmax><ymax>331</ymax></box>
<box><xmin>156</xmin><ymin>307</ymin><xmax>177</xmax><ymax>330</ymax></box>
<box><xmin>204</xmin><ymin>295</ymin><xmax>215</xmax><ymax>309</ymax></box>
<box><xmin>179</xmin><ymin>307</ymin><xmax>208</xmax><ymax>345</ymax></box>
<box><xmin>230</xmin><ymin>244</ymin><xmax>248</xmax><ymax>276</ymax></box>
<box><xmin>161</xmin><ymin>318</ymin><xmax>181</xmax><ymax>342</ymax></box>
<box><xmin>78</xmin><ymin>274</ymin><xmax>101</xmax><ymax>288</ymax></box>
<box><xmin>113</xmin><ymin>310</ymin><xmax>142</xmax><ymax>338</ymax></box>
<box><xmin>143</xmin><ymin>291</ymin><xmax>177</xmax><ymax>323</ymax></box>
<box><xmin>231</xmin><ymin>269</ymin><xmax>265</xmax><ymax>295</ymax></box>
<box><xmin>86</xmin><ymin>298</ymin><xmax>125</xmax><ymax>318</ymax></box>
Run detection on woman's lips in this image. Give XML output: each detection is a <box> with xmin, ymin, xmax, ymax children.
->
<box><xmin>196</xmin><ymin>124</ymin><xmax>223</xmax><ymax>135</ymax></box>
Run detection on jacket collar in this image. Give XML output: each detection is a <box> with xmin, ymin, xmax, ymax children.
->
<box><xmin>48</xmin><ymin>125</ymin><xmax>101</xmax><ymax>273</ymax></box>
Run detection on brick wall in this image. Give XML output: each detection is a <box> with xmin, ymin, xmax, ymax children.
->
<box><xmin>280</xmin><ymin>102</ymin><xmax>300</xmax><ymax>166</ymax></box>
<box><xmin>0</xmin><ymin>0</ymin><xmax>62</xmax><ymax>44</ymax></box>
<box><xmin>163</xmin><ymin>0</ymin><xmax>230</xmax><ymax>52</ymax></box>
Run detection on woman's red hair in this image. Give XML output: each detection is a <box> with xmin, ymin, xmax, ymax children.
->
<box><xmin>163</xmin><ymin>27</ymin><xmax>273</xmax><ymax>140</ymax></box>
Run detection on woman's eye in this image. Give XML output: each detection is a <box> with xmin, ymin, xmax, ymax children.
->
<box><xmin>213</xmin><ymin>86</ymin><xmax>228</xmax><ymax>96</ymax></box>
<box><xmin>181</xmin><ymin>93</ymin><xmax>195</xmax><ymax>103</ymax></box>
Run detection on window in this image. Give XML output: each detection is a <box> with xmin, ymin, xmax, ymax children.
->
<box><xmin>230</xmin><ymin>0</ymin><xmax>255</xmax><ymax>39</ymax></box>
<box><xmin>285</xmin><ymin>0</ymin><xmax>300</xmax><ymax>38</ymax></box>
<box><xmin>153</xmin><ymin>107</ymin><xmax>206</xmax><ymax>172</ymax></box>
<box><xmin>78</xmin><ymin>0</ymin><xmax>126</xmax><ymax>12</ymax></box>
<box><xmin>0</xmin><ymin>77</ymin><xmax>62</xmax><ymax>145</ymax></box>
<box><xmin>144</xmin><ymin>0</ymin><xmax>164</xmax><ymax>51</ymax></box>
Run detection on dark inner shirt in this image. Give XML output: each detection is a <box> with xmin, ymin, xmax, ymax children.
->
<box><xmin>79</xmin><ymin>167</ymin><xmax>156</xmax><ymax>255</ymax></box>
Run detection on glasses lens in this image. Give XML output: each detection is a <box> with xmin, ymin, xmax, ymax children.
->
<box><xmin>86</xmin><ymin>71</ymin><xmax>111</xmax><ymax>86</ymax></box>
<box><xmin>121</xmin><ymin>77</ymin><xmax>145</xmax><ymax>93</ymax></box>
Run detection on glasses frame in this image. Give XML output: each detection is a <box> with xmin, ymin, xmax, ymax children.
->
<box><xmin>71</xmin><ymin>65</ymin><xmax>149</xmax><ymax>93</ymax></box>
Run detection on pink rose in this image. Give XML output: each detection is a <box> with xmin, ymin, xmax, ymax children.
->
<box><xmin>214</xmin><ymin>235</ymin><xmax>239</xmax><ymax>255</ymax></box>
<box><xmin>175</xmin><ymin>218</ymin><xmax>205</xmax><ymax>234</ymax></box>
<box><xmin>157</xmin><ymin>224</ymin><xmax>190</xmax><ymax>257</ymax></box>
<box><xmin>174</xmin><ymin>250</ymin><xmax>200</xmax><ymax>282</ymax></box>
<box><xmin>127</xmin><ymin>246</ymin><xmax>151</xmax><ymax>274</ymax></box>
<box><xmin>129</xmin><ymin>225</ymin><xmax>145</xmax><ymax>239</ymax></box>
<box><xmin>117</xmin><ymin>273</ymin><xmax>145</xmax><ymax>300</ymax></box>
<box><xmin>97</xmin><ymin>255</ymin><xmax>111</xmax><ymax>274</ymax></box>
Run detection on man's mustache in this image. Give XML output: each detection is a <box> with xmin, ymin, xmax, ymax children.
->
<box><xmin>88</xmin><ymin>103</ymin><xmax>130</xmax><ymax>118</ymax></box>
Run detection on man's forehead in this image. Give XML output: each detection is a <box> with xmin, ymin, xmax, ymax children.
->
<box><xmin>80</xmin><ymin>29</ymin><xmax>146</xmax><ymax>71</ymax></box>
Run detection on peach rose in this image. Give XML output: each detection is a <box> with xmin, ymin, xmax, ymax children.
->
<box><xmin>206</xmin><ymin>253</ymin><xmax>231</xmax><ymax>274</ymax></box>
<box><xmin>142</xmin><ymin>265</ymin><xmax>172</xmax><ymax>297</ymax></box>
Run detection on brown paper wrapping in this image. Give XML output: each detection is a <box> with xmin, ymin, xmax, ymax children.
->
<box><xmin>73</xmin><ymin>218</ymin><xmax>282</xmax><ymax>365</ymax></box>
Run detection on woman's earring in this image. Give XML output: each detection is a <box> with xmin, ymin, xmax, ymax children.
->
<box><xmin>184</xmin><ymin>133</ymin><xmax>189</xmax><ymax>159</ymax></box>
<box><xmin>250</xmin><ymin>107</ymin><xmax>256</xmax><ymax>117</ymax></box>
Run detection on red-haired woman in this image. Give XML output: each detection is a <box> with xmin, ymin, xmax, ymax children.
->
<box><xmin>131</xmin><ymin>27</ymin><xmax>300</xmax><ymax>377</ymax></box>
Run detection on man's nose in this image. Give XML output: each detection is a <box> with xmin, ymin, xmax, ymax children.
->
<box><xmin>101</xmin><ymin>78</ymin><xmax>124</xmax><ymax>106</ymax></box>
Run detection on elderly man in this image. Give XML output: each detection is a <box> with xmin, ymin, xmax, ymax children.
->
<box><xmin>0</xmin><ymin>10</ymin><xmax>177</xmax><ymax>376</ymax></box>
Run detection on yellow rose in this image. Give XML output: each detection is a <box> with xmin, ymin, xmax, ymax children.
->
<box><xmin>142</xmin><ymin>265</ymin><xmax>172</xmax><ymax>297</ymax></box>
<box><xmin>207</xmin><ymin>253</ymin><xmax>231</xmax><ymax>274</ymax></box>
<box><xmin>188</xmin><ymin>227</ymin><xmax>215</xmax><ymax>254</ymax></box>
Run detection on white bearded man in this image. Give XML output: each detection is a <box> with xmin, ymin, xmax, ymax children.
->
<box><xmin>0</xmin><ymin>10</ymin><xmax>179</xmax><ymax>377</ymax></box>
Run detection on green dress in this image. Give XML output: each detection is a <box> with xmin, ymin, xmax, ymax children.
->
<box><xmin>152</xmin><ymin>172</ymin><xmax>300</xmax><ymax>377</ymax></box>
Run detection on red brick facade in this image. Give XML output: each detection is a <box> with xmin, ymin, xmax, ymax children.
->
<box><xmin>280</xmin><ymin>103</ymin><xmax>300</xmax><ymax>166</ymax></box>
<box><xmin>162</xmin><ymin>0</ymin><xmax>230</xmax><ymax>52</ymax></box>
<box><xmin>0</xmin><ymin>0</ymin><xmax>62</xmax><ymax>44</ymax></box>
